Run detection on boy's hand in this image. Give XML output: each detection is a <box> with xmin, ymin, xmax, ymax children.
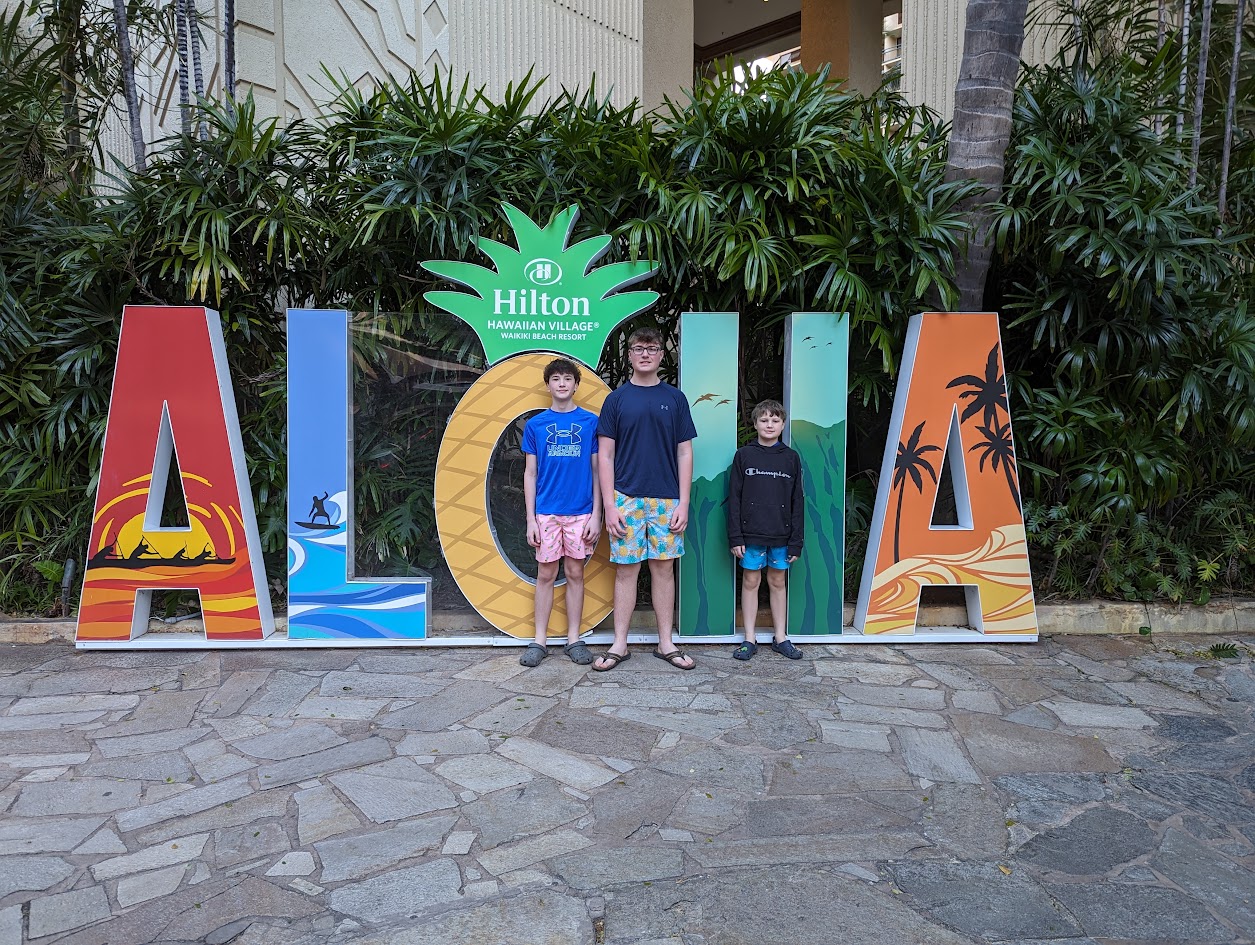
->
<box><xmin>787</xmin><ymin>555</ymin><xmax>798</xmax><ymax>563</ymax></box>
<box><xmin>526</xmin><ymin>520</ymin><xmax>541</xmax><ymax>548</ymax></box>
<box><xmin>668</xmin><ymin>501</ymin><xmax>688</xmax><ymax>533</ymax></box>
<box><xmin>582</xmin><ymin>515</ymin><xmax>601</xmax><ymax>543</ymax></box>
<box><xmin>731</xmin><ymin>545</ymin><xmax>745</xmax><ymax>559</ymax></box>
<box><xmin>605</xmin><ymin>506</ymin><xmax>627</xmax><ymax>539</ymax></box>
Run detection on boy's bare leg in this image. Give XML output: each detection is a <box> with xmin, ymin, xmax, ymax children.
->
<box><xmin>740</xmin><ymin>568</ymin><xmax>762</xmax><ymax>645</ymax></box>
<box><xmin>593</xmin><ymin>562</ymin><xmax>639</xmax><ymax>669</ymax></box>
<box><xmin>564</xmin><ymin>556</ymin><xmax>585</xmax><ymax>645</ymax></box>
<box><xmin>533</xmin><ymin>559</ymin><xmax>559</xmax><ymax>647</ymax></box>
<box><xmin>649</xmin><ymin>558</ymin><xmax>693</xmax><ymax>667</ymax></box>
<box><xmin>766</xmin><ymin>567</ymin><xmax>788</xmax><ymax>642</ymax></box>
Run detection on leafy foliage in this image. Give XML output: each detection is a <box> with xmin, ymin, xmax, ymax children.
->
<box><xmin>1</xmin><ymin>0</ymin><xmax>1253</xmax><ymax>614</ymax></box>
<box><xmin>991</xmin><ymin>0</ymin><xmax>1255</xmax><ymax>603</ymax></box>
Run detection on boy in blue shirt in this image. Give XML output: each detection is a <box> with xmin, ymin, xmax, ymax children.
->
<box><xmin>727</xmin><ymin>399</ymin><xmax>805</xmax><ymax>660</ymax></box>
<box><xmin>593</xmin><ymin>328</ymin><xmax>698</xmax><ymax>672</ymax></box>
<box><xmin>520</xmin><ymin>358</ymin><xmax>600</xmax><ymax>667</ymax></box>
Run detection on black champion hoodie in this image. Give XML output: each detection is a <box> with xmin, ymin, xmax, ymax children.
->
<box><xmin>726</xmin><ymin>441</ymin><xmax>805</xmax><ymax>557</ymax></box>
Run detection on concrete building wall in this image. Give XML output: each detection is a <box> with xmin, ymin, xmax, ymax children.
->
<box><xmin>642</xmin><ymin>0</ymin><xmax>693</xmax><ymax>113</ymax></box>
<box><xmin>901</xmin><ymin>0</ymin><xmax>1062</xmax><ymax>121</ymax></box>
<box><xmin>235</xmin><ymin>0</ymin><xmax>425</xmax><ymax>121</ymax></box>
<box><xmin>449</xmin><ymin>0</ymin><xmax>643</xmax><ymax>111</ymax></box>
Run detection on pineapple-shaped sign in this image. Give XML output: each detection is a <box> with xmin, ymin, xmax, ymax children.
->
<box><xmin>422</xmin><ymin>203</ymin><xmax>659</xmax><ymax>638</ymax></box>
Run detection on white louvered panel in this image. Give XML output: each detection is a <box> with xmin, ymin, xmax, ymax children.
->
<box><xmin>449</xmin><ymin>0</ymin><xmax>642</xmax><ymax>110</ymax></box>
<box><xmin>904</xmin><ymin>0</ymin><xmax>1056</xmax><ymax>122</ymax></box>
<box><xmin>903</xmin><ymin>0</ymin><xmax>962</xmax><ymax>121</ymax></box>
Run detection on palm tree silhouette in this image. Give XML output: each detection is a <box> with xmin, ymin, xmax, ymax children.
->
<box><xmin>969</xmin><ymin>419</ymin><xmax>1021</xmax><ymax>511</ymax></box>
<box><xmin>892</xmin><ymin>421</ymin><xmax>941</xmax><ymax>563</ymax></box>
<box><xmin>946</xmin><ymin>345</ymin><xmax>1008</xmax><ymax>429</ymax></box>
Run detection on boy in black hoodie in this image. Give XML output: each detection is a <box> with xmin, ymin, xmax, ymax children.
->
<box><xmin>727</xmin><ymin>400</ymin><xmax>805</xmax><ymax>660</ymax></box>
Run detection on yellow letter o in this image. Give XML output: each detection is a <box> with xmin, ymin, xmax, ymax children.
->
<box><xmin>434</xmin><ymin>353</ymin><xmax>613</xmax><ymax>638</ymax></box>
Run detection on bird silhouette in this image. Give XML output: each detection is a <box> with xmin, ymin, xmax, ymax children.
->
<box><xmin>693</xmin><ymin>392</ymin><xmax>717</xmax><ymax>404</ymax></box>
<box><xmin>802</xmin><ymin>336</ymin><xmax>813</xmax><ymax>342</ymax></box>
<box><xmin>716</xmin><ymin>398</ymin><xmax>731</xmax><ymax>406</ymax></box>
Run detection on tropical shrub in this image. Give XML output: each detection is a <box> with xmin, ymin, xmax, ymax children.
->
<box><xmin>991</xmin><ymin>1</ymin><xmax>1255</xmax><ymax>601</ymax></box>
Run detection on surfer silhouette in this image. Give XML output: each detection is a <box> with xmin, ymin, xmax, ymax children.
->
<box><xmin>193</xmin><ymin>545</ymin><xmax>214</xmax><ymax>561</ymax></box>
<box><xmin>309</xmin><ymin>492</ymin><xmax>331</xmax><ymax>525</ymax></box>
<box><xmin>171</xmin><ymin>546</ymin><xmax>189</xmax><ymax>561</ymax></box>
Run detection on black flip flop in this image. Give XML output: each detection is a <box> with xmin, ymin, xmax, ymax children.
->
<box><xmin>592</xmin><ymin>649</ymin><xmax>632</xmax><ymax>672</ymax></box>
<box><xmin>653</xmin><ymin>648</ymin><xmax>696</xmax><ymax>670</ymax></box>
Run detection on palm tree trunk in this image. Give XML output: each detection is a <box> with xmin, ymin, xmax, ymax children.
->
<box><xmin>175</xmin><ymin>0</ymin><xmax>191</xmax><ymax>135</ymax></box>
<box><xmin>1177</xmin><ymin>0</ymin><xmax>1192</xmax><ymax>140</ymax></box>
<box><xmin>1189</xmin><ymin>0</ymin><xmax>1215</xmax><ymax>187</ymax></box>
<box><xmin>944</xmin><ymin>0</ymin><xmax>1031</xmax><ymax>311</ymax></box>
<box><xmin>893</xmin><ymin>482</ymin><xmax>905</xmax><ymax>564</ymax></box>
<box><xmin>1155</xmin><ymin>0</ymin><xmax>1166</xmax><ymax>137</ymax></box>
<box><xmin>1218</xmin><ymin>0</ymin><xmax>1247</xmax><ymax>217</ymax></box>
<box><xmin>111</xmin><ymin>0</ymin><xmax>146</xmax><ymax>171</ymax></box>
<box><xmin>1003</xmin><ymin>458</ymin><xmax>1021</xmax><ymax>512</ymax></box>
<box><xmin>56</xmin><ymin>0</ymin><xmax>85</xmax><ymax>169</ymax></box>
<box><xmin>187</xmin><ymin>0</ymin><xmax>207</xmax><ymax>139</ymax></box>
<box><xmin>224</xmin><ymin>0</ymin><xmax>236</xmax><ymax>109</ymax></box>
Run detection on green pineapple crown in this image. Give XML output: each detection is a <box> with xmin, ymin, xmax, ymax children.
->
<box><xmin>421</xmin><ymin>203</ymin><xmax>659</xmax><ymax>367</ymax></box>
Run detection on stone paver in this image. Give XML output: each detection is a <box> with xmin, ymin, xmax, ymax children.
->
<box><xmin>90</xmin><ymin>833</ymin><xmax>209</xmax><ymax>880</ymax></box>
<box><xmin>494</xmin><ymin>735</ymin><xmax>618</xmax><ymax>790</ymax></box>
<box><xmin>0</xmin><ymin>906</ymin><xmax>19</xmax><ymax>945</ymax></box>
<box><xmin>0</xmin><ymin>633</ymin><xmax>1251</xmax><ymax>944</ymax></box>
<box><xmin>28</xmin><ymin>885</ymin><xmax>110</xmax><ymax>938</ymax></box>
<box><xmin>316</xmin><ymin>815</ymin><xmax>456</xmax><ymax>882</ymax></box>
<box><xmin>116</xmin><ymin>863</ymin><xmax>188</xmax><ymax>907</ymax></box>
<box><xmin>328</xmin><ymin>758</ymin><xmax>459</xmax><ymax>822</ymax></box>
<box><xmin>327</xmin><ymin>860</ymin><xmax>463</xmax><ymax>921</ymax></box>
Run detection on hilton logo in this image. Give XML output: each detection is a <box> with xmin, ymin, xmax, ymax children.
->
<box><xmin>525</xmin><ymin>258</ymin><xmax>562</xmax><ymax>285</ymax></box>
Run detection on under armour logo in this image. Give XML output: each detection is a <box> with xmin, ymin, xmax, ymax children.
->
<box><xmin>546</xmin><ymin>422</ymin><xmax>582</xmax><ymax>445</ymax></box>
<box><xmin>660</xmin><ymin>405</ymin><xmax>669</xmax><ymax>410</ymax></box>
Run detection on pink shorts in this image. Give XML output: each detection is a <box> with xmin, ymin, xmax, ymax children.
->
<box><xmin>535</xmin><ymin>513</ymin><xmax>594</xmax><ymax>563</ymax></box>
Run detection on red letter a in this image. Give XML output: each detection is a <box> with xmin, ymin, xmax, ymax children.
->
<box><xmin>77</xmin><ymin>307</ymin><xmax>273</xmax><ymax>643</ymax></box>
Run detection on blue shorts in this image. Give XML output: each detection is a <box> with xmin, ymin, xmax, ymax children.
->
<box><xmin>741</xmin><ymin>545</ymin><xmax>790</xmax><ymax>571</ymax></box>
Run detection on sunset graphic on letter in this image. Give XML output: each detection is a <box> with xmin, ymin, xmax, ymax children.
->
<box><xmin>77</xmin><ymin>307</ymin><xmax>272</xmax><ymax>643</ymax></box>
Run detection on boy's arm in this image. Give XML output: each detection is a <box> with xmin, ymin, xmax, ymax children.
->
<box><xmin>599</xmin><ymin>436</ymin><xmax>625</xmax><ymax>538</ymax></box>
<box><xmin>787</xmin><ymin>451</ymin><xmax>805</xmax><ymax>559</ymax></box>
<box><xmin>670</xmin><ymin>440</ymin><xmax>693</xmax><ymax>532</ymax></box>
<box><xmin>583</xmin><ymin>452</ymin><xmax>602</xmax><ymax>542</ymax></box>
<box><xmin>727</xmin><ymin>452</ymin><xmax>744</xmax><ymax>548</ymax></box>
<box><xmin>524</xmin><ymin>453</ymin><xmax>540</xmax><ymax>548</ymax></box>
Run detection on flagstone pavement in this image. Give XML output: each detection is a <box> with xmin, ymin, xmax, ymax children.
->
<box><xmin>0</xmin><ymin>633</ymin><xmax>1253</xmax><ymax>944</ymax></box>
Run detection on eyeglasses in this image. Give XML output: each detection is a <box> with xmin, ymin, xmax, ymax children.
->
<box><xmin>628</xmin><ymin>345</ymin><xmax>662</xmax><ymax>355</ymax></box>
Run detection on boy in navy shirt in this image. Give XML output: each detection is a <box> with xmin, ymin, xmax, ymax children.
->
<box><xmin>727</xmin><ymin>400</ymin><xmax>805</xmax><ymax>660</ymax></box>
<box><xmin>594</xmin><ymin>328</ymin><xmax>698</xmax><ymax>671</ymax></box>
<box><xmin>520</xmin><ymin>358</ymin><xmax>600</xmax><ymax>667</ymax></box>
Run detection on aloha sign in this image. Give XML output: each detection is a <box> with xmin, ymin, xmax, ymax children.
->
<box><xmin>75</xmin><ymin>204</ymin><xmax>1037</xmax><ymax>647</ymax></box>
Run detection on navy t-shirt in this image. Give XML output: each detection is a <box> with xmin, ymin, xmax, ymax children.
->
<box><xmin>597</xmin><ymin>381</ymin><xmax>697</xmax><ymax>499</ymax></box>
<box><xmin>521</xmin><ymin>407</ymin><xmax>599</xmax><ymax>515</ymax></box>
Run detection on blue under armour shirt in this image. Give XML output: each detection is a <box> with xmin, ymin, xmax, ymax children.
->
<box><xmin>521</xmin><ymin>407</ymin><xmax>600</xmax><ymax>515</ymax></box>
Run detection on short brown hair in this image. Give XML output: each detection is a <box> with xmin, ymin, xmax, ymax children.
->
<box><xmin>751</xmin><ymin>400</ymin><xmax>786</xmax><ymax>423</ymax></box>
<box><xmin>627</xmin><ymin>327</ymin><xmax>663</xmax><ymax>348</ymax></box>
<box><xmin>543</xmin><ymin>357</ymin><xmax>581</xmax><ymax>384</ymax></box>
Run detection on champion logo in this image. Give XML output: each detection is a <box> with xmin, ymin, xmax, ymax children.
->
<box><xmin>745</xmin><ymin>467</ymin><xmax>790</xmax><ymax>479</ymax></box>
